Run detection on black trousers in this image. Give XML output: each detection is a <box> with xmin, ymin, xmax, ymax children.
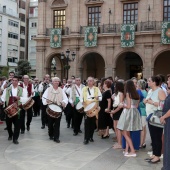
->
<box><xmin>48</xmin><ymin>115</ymin><xmax>61</xmax><ymax>140</ymax></box>
<box><xmin>32</xmin><ymin>96</ymin><xmax>40</xmax><ymax>116</ymax></box>
<box><xmin>64</xmin><ymin>103</ymin><xmax>74</xmax><ymax>127</ymax></box>
<box><xmin>73</xmin><ymin>107</ymin><xmax>83</xmax><ymax>133</ymax></box>
<box><xmin>6</xmin><ymin>114</ymin><xmax>20</xmax><ymax>141</ymax></box>
<box><xmin>148</xmin><ymin>123</ymin><xmax>163</xmax><ymax>157</ymax></box>
<box><xmin>20</xmin><ymin>107</ymin><xmax>33</xmax><ymax>131</ymax></box>
<box><xmin>84</xmin><ymin>115</ymin><xmax>96</xmax><ymax>140</ymax></box>
<box><xmin>41</xmin><ymin>104</ymin><xmax>48</xmax><ymax>126</ymax></box>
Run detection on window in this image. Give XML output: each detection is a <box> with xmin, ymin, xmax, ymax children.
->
<box><xmin>0</xmin><ymin>16</ymin><xmax>2</xmax><ymax>22</ymax></box>
<box><xmin>30</xmin><ymin>46</ymin><xmax>36</xmax><ymax>53</ymax></box>
<box><xmin>0</xmin><ymin>29</ymin><xmax>2</xmax><ymax>36</ymax></box>
<box><xmin>0</xmin><ymin>55</ymin><xmax>1</xmax><ymax>61</ymax></box>
<box><xmin>8</xmin><ymin>57</ymin><xmax>18</xmax><ymax>63</ymax></box>
<box><xmin>19</xmin><ymin>13</ymin><xmax>25</xmax><ymax>22</ymax></box>
<box><xmin>30</xmin><ymin>35</ymin><xmax>36</xmax><ymax>40</ymax></box>
<box><xmin>164</xmin><ymin>0</ymin><xmax>170</xmax><ymax>21</ymax></box>
<box><xmin>8</xmin><ymin>44</ymin><xmax>18</xmax><ymax>51</ymax></box>
<box><xmin>20</xmin><ymin>51</ymin><xmax>24</xmax><ymax>59</ymax></box>
<box><xmin>31</xmin><ymin>22</ymin><xmax>37</xmax><ymax>28</ymax></box>
<box><xmin>29</xmin><ymin>7</ymin><xmax>38</xmax><ymax>17</ymax></box>
<box><xmin>20</xmin><ymin>38</ymin><xmax>25</xmax><ymax>47</ymax></box>
<box><xmin>20</xmin><ymin>26</ymin><xmax>25</xmax><ymax>35</ymax></box>
<box><xmin>19</xmin><ymin>0</ymin><xmax>25</xmax><ymax>10</ymax></box>
<box><xmin>30</xmin><ymin>59</ymin><xmax>36</xmax><ymax>67</ymax></box>
<box><xmin>8</xmin><ymin>20</ymin><xmax>19</xmax><ymax>27</ymax></box>
<box><xmin>123</xmin><ymin>3</ymin><xmax>138</xmax><ymax>24</ymax></box>
<box><xmin>88</xmin><ymin>6</ymin><xmax>101</xmax><ymax>26</ymax></box>
<box><xmin>53</xmin><ymin>9</ymin><xmax>65</xmax><ymax>28</ymax></box>
<box><xmin>8</xmin><ymin>32</ymin><xmax>18</xmax><ymax>39</ymax></box>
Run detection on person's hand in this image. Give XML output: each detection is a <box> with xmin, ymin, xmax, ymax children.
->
<box><xmin>109</xmin><ymin>110</ymin><xmax>115</xmax><ymax>114</ymax></box>
<box><xmin>118</xmin><ymin>103</ymin><xmax>124</xmax><ymax>108</ymax></box>
<box><xmin>105</xmin><ymin>108</ymin><xmax>110</xmax><ymax>113</ymax></box>
<box><xmin>160</xmin><ymin>116</ymin><xmax>166</xmax><ymax>124</ymax></box>
<box><xmin>46</xmin><ymin>99</ymin><xmax>52</xmax><ymax>104</ymax></box>
<box><xmin>15</xmin><ymin>96</ymin><xmax>20</xmax><ymax>100</ymax></box>
<box><xmin>61</xmin><ymin>102</ymin><xmax>66</xmax><ymax>108</ymax></box>
<box><xmin>95</xmin><ymin>96</ymin><xmax>99</xmax><ymax>101</ymax></box>
<box><xmin>71</xmin><ymin>104</ymin><xmax>74</xmax><ymax>107</ymax></box>
<box><xmin>143</xmin><ymin>99</ymin><xmax>148</xmax><ymax>104</ymax></box>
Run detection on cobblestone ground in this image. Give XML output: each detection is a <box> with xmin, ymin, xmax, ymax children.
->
<box><xmin>0</xmin><ymin>115</ymin><xmax>163</xmax><ymax>170</ymax></box>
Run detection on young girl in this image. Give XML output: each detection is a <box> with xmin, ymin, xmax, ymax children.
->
<box><xmin>117</xmin><ymin>80</ymin><xmax>142</xmax><ymax>157</ymax></box>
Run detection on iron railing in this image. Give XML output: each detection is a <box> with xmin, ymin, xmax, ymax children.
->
<box><xmin>80</xmin><ymin>21</ymin><xmax>162</xmax><ymax>34</ymax></box>
<box><xmin>46</xmin><ymin>27</ymin><xmax>70</xmax><ymax>36</ymax></box>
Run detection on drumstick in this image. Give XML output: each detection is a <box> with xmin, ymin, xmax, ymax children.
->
<box><xmin>43</xmin><ymin>97</ymin><xmax>63</xmax><ymax>109</ymax></box>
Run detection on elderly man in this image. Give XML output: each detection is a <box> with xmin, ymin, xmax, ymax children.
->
<box><xmin>19</xmin><ymin>75</ymin><xmax>34</xmax><ymax>134</ymax></box>
<box><xmin>38</xmin><ymin>74</ymin><xmax>52</xmax><ymax>129</ymax></box>
<box><xmin>32</xmin><ymin>78</ymin><xmax>40</xmax><ymax>117</ymax></box>
<box><xmin>80</xmin><ymin>76</ymin><xmax>102</xmax><ymax>145</ymax></box>
<box><xmin>1</xmin><ymin>76</ymin><xmax>25</xmax><ymax>144</ymax></box>
<box><xmin>42</xmin><ymin>77</ymin><xmax>68</xmax><ymax>143</ymax></box>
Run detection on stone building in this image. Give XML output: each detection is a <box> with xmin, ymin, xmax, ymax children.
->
<box><xmin>35</xmin><ymin>0</ymin><xmax>170</xmax><ymax>80</ymax></box>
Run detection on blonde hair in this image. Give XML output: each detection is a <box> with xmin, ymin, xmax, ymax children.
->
<box><xmin>137</xmin><ymin>79</ymin><xmax>146</xmax><ymax>90</ymax></box>
<box><xmin>52</xmin><ymin>77</ymin><xmax>60</xmax><ymax>82</ymax></box>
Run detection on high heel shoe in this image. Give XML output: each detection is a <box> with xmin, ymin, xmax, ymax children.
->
<box><xmin>140</xmin><ymin>143</ymin><xmax>146</xmax><ymax>149</ymax></box>
<box><xmin>101</xmin><ymin>135</ymin><xmax>110</xmax><ymax>139</ymax></box>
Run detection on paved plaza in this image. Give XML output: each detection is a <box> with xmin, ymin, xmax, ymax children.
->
<box><xmin>0</xmin><ymin>115</ymin><xmax>163</xmax><ymax>170</ymax></box>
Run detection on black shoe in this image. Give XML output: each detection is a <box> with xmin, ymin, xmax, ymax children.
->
<box><xmin>8</xmin><ymin>137</ymin><xmax>12</xmax><ymax>141</ymax></box>
<box><xmin>89</xmin><ymin>138</ymin><xmax>94</xmax><ymax>142</ymax></box>
<box><xmin>141</xmin><ymin>143</ymin><xmax>146</xmax><ymax>149</ymax></box>
<box><xmin>41</xmin><ymin>126</ymin><xmax>45</xmax><ymax>129</ymax></box>
<box><xmin>54</xmin><ymin>139</ymin><xmax>60</xmax><ymax>143</ymax></box>
<box><xmin>27</xmin><ymin>126</ymin><xmax>30</xmax><ymax>131</ymax></box>
<box><xmin>49</xmin><ymin>136</ymin><xmax>53</xmax><ymax>140</ymax></box>
<box><xmin>145</xmin><ymin>158</ymin><xmax>153</xmax><ymax>162</ymax></box>
<box><xmin>79</xmin><ymin>130</ymin><xmax>82</xmax><ymax>133</ymax></box>
<box><xmin>67</xmin><ymin>124</ymin><xmax>70</xmax><ymax>128</ymax></box>
<box><xmin>83</xmin><ymin>140</ymin><xmax>89</xmax><ymax>145</ymax></box>
<box><xmin>13</xmin><ymin>140</ymin><xmax>19</xmax><ymax>144</ymax></box>
<box><xmin>73</xmin><ymin>132</ymin><xmax>78</xmax><ymax>136</ymax></box>
<box><xmin>149</xmin><ymin>159</ymin><xmax>161</xmax><ymax>164</ymax></box>
<box><xmin>4</xmin><ymin>127</ymin><xmax>7</xmax><ymax>130</ymax></box>
<box><xmin>21</xmin><ymin>131</ymin><xmax>25</xmax><ymax>134</ymax></box>
<box><xmin>101</xmin><ymin>135</ymin><xmax>109</xmax><ymax>139</ymax></box>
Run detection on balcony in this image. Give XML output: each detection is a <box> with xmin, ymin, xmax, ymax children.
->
<box><xmin>46</xmin><ymin>27</ymin><xmax>70</xmax><ymax>36</ymax></box>
<box><xmin>80</xmin><ymin>21</ymin><xmax>162</xmax><ymax>34</ymax></box>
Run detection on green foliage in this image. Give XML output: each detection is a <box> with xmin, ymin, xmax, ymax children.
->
<box><xmin>0</xmin><ymin>66</ymin><xmax>9</xmax><ymax>77</ymax></box>
<box><xmin>17</xmin><ymin>60</ymin><xmax>31</xmax><ymax>76</ymax></box>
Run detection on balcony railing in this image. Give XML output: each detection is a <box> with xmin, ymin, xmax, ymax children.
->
<box><xmin>80</xmin><ymin>21</ymin><xmax>162</xmax><ymax>34</ymax></box>
<box><xmin>46</xmin><ymin>27</ymin><xmax>69</xmax><ymax>36</ymax></box>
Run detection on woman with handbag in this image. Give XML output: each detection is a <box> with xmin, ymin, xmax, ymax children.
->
<box><xmin>144</xmin><ymin>76</ymin><xmax>166</xmax><ymax>163</ymax></box>
<box><xmin>160</xmin><ymin>74</ymin><xmax>170</xmax><ymax>170</ymax></box>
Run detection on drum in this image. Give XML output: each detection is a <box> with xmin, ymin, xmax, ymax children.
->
<box><xmin>4</xmin><ymin>103</ymin><xmax>19</xmax><ymax>118</ymax></box>
<box><xmin>76</xmin><ymin>102</ymin><xmax>84</xmax><ymax>113</ymax></box>
<box><xmin>22</xmin><ymin>98</ymin><xmax>35</xmax><ymax>110</ymax></box>
<box><xmin>46</xmin><ymin>104</ymin><xmax>62</xmax><ymax>118</ymax></box>
<box><xmin>84</xmin><ymin>102</ymin><xmax>100</xmax><ymax>117</ymax></box>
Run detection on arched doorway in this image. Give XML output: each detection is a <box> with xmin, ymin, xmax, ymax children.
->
<box><xmin>82</xmin><ymin>52</ymin><xmax>105</xmax><ymax>80</ymax></box>
<box><xmin>46</xmin><ymin>54</ymin><xmax>65</xmax><ymax>79</ymax></box>
<box><xmin>154</xmin><ymin>50</ymin><xmax>170</xmax><ymax>77</ymax></box>
<box><xmin>116</xmin><ymin>52</ymin><xmax>143</xmax><ymax>80</ymax></box>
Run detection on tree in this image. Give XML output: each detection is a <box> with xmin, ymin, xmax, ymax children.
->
<box><xmin>0</xmin><ymin>61</ymin><xmax>9</xmax><ymax>77</ymax></box>
<box><xmin>17</xmin><ymin>60</ymin><xmax>31</xmax><ymax>76</ymax></box>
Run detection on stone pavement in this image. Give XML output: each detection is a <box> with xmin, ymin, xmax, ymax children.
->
<box><xmin>0</xmin><ymin>115</ymin><xmax>163</xmax><ymax>170</ymax></box>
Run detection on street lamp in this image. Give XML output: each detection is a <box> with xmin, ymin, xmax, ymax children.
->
<box><xmin>61</xmin><ymin>49</ymin><xmax>76</xmax><ymax>79</ymax></box>
<box><xmin>52</xmin><ymin>58</ymin><xmax>56</xmax><ymax>77</ymax></box>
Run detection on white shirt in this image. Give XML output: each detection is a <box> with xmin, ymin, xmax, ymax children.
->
<box><xmin>69</xmin><ymin>84</ymin><xmax>84</xmax><ymax>104</ymax></box>
<box><xmin>79</xmin><ymin>86</ymin><xmax>102</xmax><ymax>103</ymax></box>
<box><xmin>22</xmin><ymin>83</ymin><xmax>35</xmax><ymax>99</ymax></box>
<box><xmin>38</xmin><ymin>82</ymin><xmax>52</xmax><ymax>93</ymax></box>
<box><xmin>42</xmin><ymin>87</ymin><xmax>68</xmax><ymax>106</ymax></box>
<box><xmin>1</xmin><ymin>85</ymin><xmax>26</xmax><ymax>104</ymax></box>
<box><xmin>1</xmin><ymin>80</ymin><xmax>7</xmax><ymax>90</ymax></box>
<box><xmin>33</xmin><ymin>83</ymin><xmax>39</xmax><ymax>92</ymax></box>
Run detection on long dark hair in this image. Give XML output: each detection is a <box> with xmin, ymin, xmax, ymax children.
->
<box><xmin>115</xmin><ymin>81</ymin><xmax>124</xmax><ymax>95</ymax></box>
<box><xmin>124</xmin><ymin>80</ymin><xmax>139</xmax><ymax>100</ymax></box>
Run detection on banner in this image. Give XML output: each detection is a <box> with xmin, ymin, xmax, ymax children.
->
<box><xmin>161</xmin><ymin>22</ymin><xmax>170</xmax><ymax>44</ymax></box>
<box><xmin>84</xmin><ymin>26</ymin><xmax>98</xmax><ymax>47</ymax></box>
<box><xmin>50</xmin><ymin>28</ymin><xmax>62</xmax><ymax>48</ymax></box>
<box><xmin>121</xmin><ymin>24</ymin><xmax>135</xmax><ymax>48</ymax></box>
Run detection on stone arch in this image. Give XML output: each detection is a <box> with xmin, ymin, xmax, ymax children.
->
<box><xmin>51</xmin><ymin>0</ymin><xmax>66</xmax><ymax>6</ymax></box>
<box><xmin>45</xmin><ymin>52</ymin><xmax>65</xmax><ymax>78</ymax></box>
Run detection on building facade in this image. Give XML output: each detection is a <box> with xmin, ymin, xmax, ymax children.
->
<box><xmin>35</xmin><ymin>0</ymin><xmax>170</xmax><ymax>80</ymax></box>
<box><xmin>0</xmin><ymin>0</ymin><xmax>20</xmax><ymax>72</ymax></box>
<box><xmin>28</xmin><ymin>0</ymin><xmax>38</xmax><ymax>77</ymax></box>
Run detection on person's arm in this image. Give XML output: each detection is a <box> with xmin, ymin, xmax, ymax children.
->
<box><xmin>38</xmin><ymin>83</ymin><xmax>43</xmax><ymax>93</ymax></box>
<box><xmin>1</xmin><ymin>89</ymin><xmax>6</xmax><ymax>103</ymax></box>
<box><xmin>96</xmin><ymin>88</ymin><xmax>102</xmax><ymax>101</ymax></box>
<box><xmin>42</xmin><ymin>88</ymin><xmax>49</xmax><ymax>105</ymax></box>
<box><xmin>69</xmin><ymin>88</ymin><xmax>74</xmax><ymax>106</ymax></box>
<box><xmin>62</xmin><ymin>90</ymin><xmax>68</xmax><ymax>107</ymax></box>
<box><xmin>124</xmin><ymin>93</ymin><xmax>131</xmax><ymax>109</ymax></box>
<box><xmin>160</xmin><ymin>110</ymin><xmax>170</xmax><ymax>124</ymax></box>
<box><xmin>31</xmin><ymin>84</ymin><xmax>35</xmax><ymax>97</ymax></box>
<box><xmin>105</xmin><ymin>98</ymin><xmax>111</xmax><ymax>113</ymax></box>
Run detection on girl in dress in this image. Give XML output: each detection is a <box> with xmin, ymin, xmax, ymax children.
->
<box><xmin>117</xmin><ymin>80</ymin><xmax>142</xmax><ymax>157</ymax></box>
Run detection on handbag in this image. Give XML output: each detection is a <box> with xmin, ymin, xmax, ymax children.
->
<box><xmin>149</xmin><ymin>110</ymin><xmax>164</xmax><ymax>128</ymax></box>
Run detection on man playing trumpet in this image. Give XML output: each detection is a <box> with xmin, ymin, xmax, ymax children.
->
<box><xmin>80</xmin><ymin>77</ymin><xmax>102</xmax><ymax>145</ymax></box>
<box><xmin>42</xmin><ymin>77</ymin><xmax>68</xmax><ymax>143</ymax></box>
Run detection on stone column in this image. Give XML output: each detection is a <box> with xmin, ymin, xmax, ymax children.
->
<box><xmin>38</xmin><ymin>0</ymin><xmax>46</xmax><ymax>36</ymax></box>
<box><xmin>36</xmin><ymin>47</ymin><xmax>45</xmax><ymax>80</ymax></box>
<box><xmin>105</xmin><ymin>65</ymin><xmax>113</xmax><ymax>78</ymax></box>
<box><xmin>112</xmin><ymin>68</ymin><xmax>116</xmax><ymax>79</ymax></box>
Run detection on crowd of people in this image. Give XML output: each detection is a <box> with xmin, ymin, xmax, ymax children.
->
<box><xmin>0</xmin><ymin>72</ymin><xmax>170</xmax><ymax>170</ymax></box>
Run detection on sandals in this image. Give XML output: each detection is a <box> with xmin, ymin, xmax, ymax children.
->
<box><xmin>112</xmin><ymin>143</ymin><xmax>122</xmax><ymax>149</ymax></box>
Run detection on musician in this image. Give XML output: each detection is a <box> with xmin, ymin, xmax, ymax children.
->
<box><xmin>42</xmin><ymin>77</ymin><xmax>68</xmax><ymax>143</ymax></box>
<box><xmin>38</xmin><ymin>74</ymin><xmax>52</xmax><ymax>129</ymax></box>
<box><xmin>1</xmin><ymin>76</ymin><xmax>24</xmax><ymax>144</ymax></box>
<box><xmin>69</xmin><ymin>77</ymin><xmax>85</xmax><ymax>136</ymax></box>
<box><xmin>63</xmin><ymin>79</ymin><xmax>74</xmax><ymax>128</ymax></box>
<box><xmin>80</xmin><ymin>77</ymin><xmax>102</xmax><ymax>144</ymax></box>
<box><xmin>19</xmin><ymin>75</ymin><xmax>34</xmax><ymax>134</ymax></box>
<box><xmin>1</xmin><ymin>71</ymin><xmax>15</xmax><ymax>90</ymax></box>
<box><xmin>32</xmin><ymin>78</ymin><xmax>40</xmax><ymax>117</ymax></box>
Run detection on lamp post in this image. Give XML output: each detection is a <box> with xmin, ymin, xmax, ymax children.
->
<box><xmin>61</xmin><ymin>49</ymin><xmax>76</xmax><ymax>79</ymax></box>
<box><xmin>52</xmin><ymin>58</ymin><xmax>56</xmax><ymax>77</ymax></box>
<box><xmin>108</xmin><ymin>8</ymin><xmax>112</xmax><ymax>32</ymax></box>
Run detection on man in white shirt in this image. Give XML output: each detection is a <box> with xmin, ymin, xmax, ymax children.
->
<box><xmin>42</xmin><ymin>77</ymin><xmax>68</xmax><ymax>143</ymax></box>
<box><xmin>19</xmin><ymin>75</ymin><xmax>34</xmax><ymax>134</ymax></box>
<box><xmin>1</xmin><ymin>76</ymin><xmax>25</xmax><ymax>144</ymax></box>
<box><xmin>38</xmin><ymin>74</ymin><xmax>52</xmax><ymax>129</ymax></box>
<box><xmin>80</xmin><ymin>77</ymin><xmax>102</xmax><ymax>144</ymax></box>
<box><xmin>69</xmin><ymin>77</ymin><xmax>85</xmax><ymax>136</ymax></box>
